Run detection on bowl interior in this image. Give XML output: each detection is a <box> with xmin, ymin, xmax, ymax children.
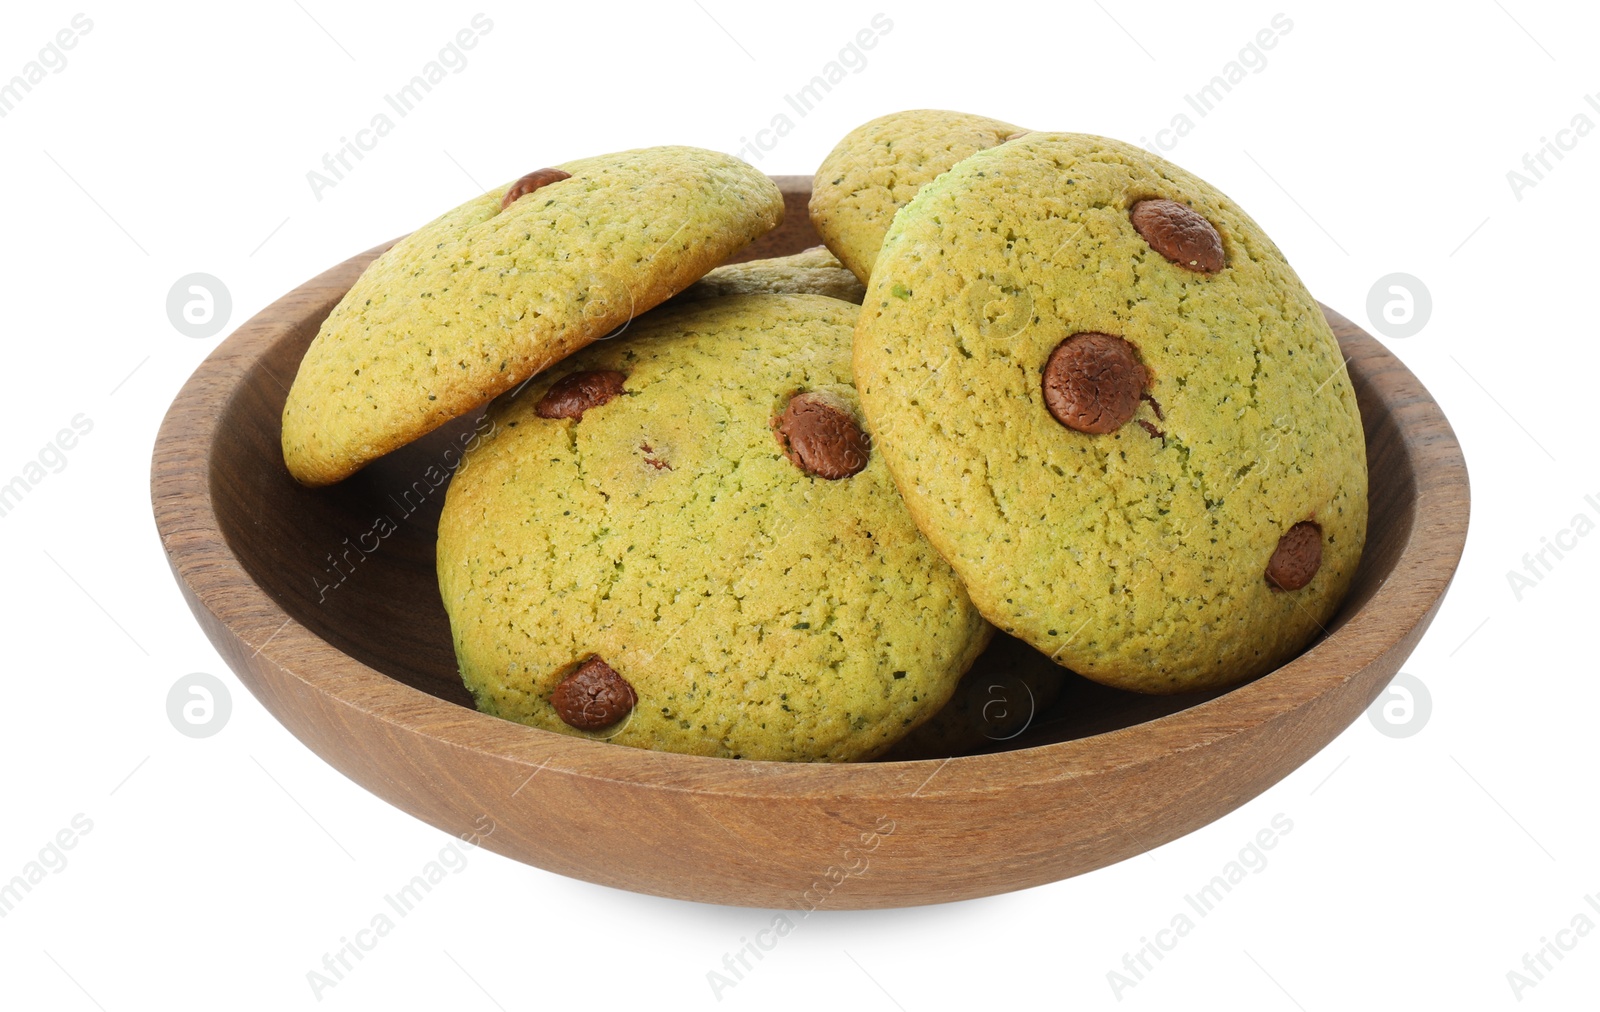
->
<box><xmin>213</xmin><ymin>245</ymin><xmax>1412</xmax><ymax>761</ymax></box>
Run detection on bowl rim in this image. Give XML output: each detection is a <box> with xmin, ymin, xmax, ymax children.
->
<box><xmin>151</xmin><ymin>184</ymin><xmax>1470</xmax><ymax>805</ymax></box>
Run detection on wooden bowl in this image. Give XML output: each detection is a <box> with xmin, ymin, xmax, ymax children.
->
<box><xmin>151</xmin><ymin>176</ymin><xmax>1469</xmax><ymax>908</ymax></box>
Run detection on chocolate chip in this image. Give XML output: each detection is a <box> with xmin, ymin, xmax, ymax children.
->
<box><xmin>1141</xmin><ymin>391</ymin><xmax>1165</xmax><ymax>422</ymax></box>
<box><xmin>639</xmin><ymin>441</ymin><xmax>671</xmax><ymax>471</ymax></box>
<box><xmin>1042</xmin><ymin>333</ymin><xmax>1147</xmax><ymax>434</ymax></box>
<box><xmin>535</xmin><ymin>370</ymin><xmax>626</xmax><ymax>420</ymax></box>
<box><xmin>1129</xmin><ymin>198</ymin><xmax>1225</xmax><ymax>273</ymax></box>
<box><xmin>1265</xmin><ymin>521</ymin><xmax>1323</xmax><ymax>591</ymax></box>
<box><xmin>775</xmin><ymin>391</ymin><xmax>870</xmax><ymax>479</ymax></box>
<box><xmin>550</xmin><ymin>656</ymin><xmax>636</xmax><ymax>730</ymax></box>
<box><xmin>500</xmin><ymin>167</ymin><xmax>571</xmax><ymax>211</ymax></box>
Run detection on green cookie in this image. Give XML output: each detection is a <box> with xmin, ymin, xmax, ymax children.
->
<box><xmin>673</xmin><ymin>246</ymin><xmax>865</xmax><ymax>305</ymax></box>
<box><xmin>854</xmin><ymin>133</ymin><xmax>1367</xmax><ymax>693</ymax></box>
<box><xmin>282</xmin><ymin>147</ymin><xmax>783</xmax><ymax>486</ymax></box>
<box><xmin>438</xmin><ymin>293</ymin><xmax>990</xmax><ymax>761</ymax></box>
<box><xmin>810</xmin><ymin>109</ymin><xmax>1024</xmax><ymax>283</ymax></box>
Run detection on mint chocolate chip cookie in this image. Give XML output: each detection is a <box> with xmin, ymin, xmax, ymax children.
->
<box><xmin>853</xmin><ymin>132</ymin><xmax>1367</xmax><ymax>693</ymax></box>
<box><xmin>673</xmin><ymin>246</ymin><xmax>866</xmax><ymax>305</ymax></box>
<box><xmin>281</xmin><ymin>146</ymin><xmax>784</xmax><ymax>486</ymax></box>
<box><xmin>810</xmin><ymin>109</ymin><xmax>1025</xmax><ymax>283</ymax></box>
<box><xmin>437</xmin><ymin>293</ymin><xmax>990</xmax><ymax>761</ymax></box>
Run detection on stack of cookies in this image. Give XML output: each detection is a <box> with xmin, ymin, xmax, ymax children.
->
<box><xmin>281</xmin><ymin>112</ymin><xmax>1367</xmax><ymax>763</ymax></box>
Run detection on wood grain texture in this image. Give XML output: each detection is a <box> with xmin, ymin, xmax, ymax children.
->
<box><xmin>151</xmin><ymin>177</ymin><xmax>1470</xmax><ymax>908</ymax></box>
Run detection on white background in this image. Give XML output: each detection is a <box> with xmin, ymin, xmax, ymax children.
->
<box><xmin>1</xmin><ymin>1</ymin><xmax>1595</xmax><ymax>1008</ymax></box>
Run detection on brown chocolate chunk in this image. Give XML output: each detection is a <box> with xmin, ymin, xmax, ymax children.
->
<box><xmin>1141</xmin><ymin>391</ymin><xmax>1165</xmax><ymax>422</ymax></box>
<box><xmin>775</xmin><ymin>392</ymin><xmax>870</xmax><ymax>479</ymax></box>
<box><xmin>550</xmin><ymin>656</ymin><xmax>636</xmax><ymax>730</ymax></box>
<box><xmin>500</xmin><ymin>167</ymin><xmax>571</xmax><ymax>211</ymax></box>
<box><xmin>535</xmin><ymin>370</ymin><xmax>626</xmax><ymax>420</ymax></box>
<box><xmin>639</xmin><ymin>442</ymin><xmax>671</xmax><ymax>471</ymax></box>
<box><xmin>1265</xmin><ymin>521</ymin><xmax>1323</xmax><ymax>591</ymax></box>
<box><xmin>1042</xmin><ymin>333</ymin><xmax>1147</xmax><ymax>434</ymax></box>
<box><xmin>1129</xmin><ymin>198</ymin><xmax>1224</xmax><ymax>273</ymax></box>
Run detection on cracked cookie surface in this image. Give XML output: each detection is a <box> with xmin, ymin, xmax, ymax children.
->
<box><xmin>438</xmin><ymin>293</ymin><xmax>989</xmax><ymax>760</ymax></box>
<box><xmin>853</xmin><ymin>132</ymin><xmax>1366</xmax><ymax>692</ymax></box>
<box><xmin>281</xmin><ymin>146</ymin><xmax>784</xmax><ymax>486</ymax></box>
